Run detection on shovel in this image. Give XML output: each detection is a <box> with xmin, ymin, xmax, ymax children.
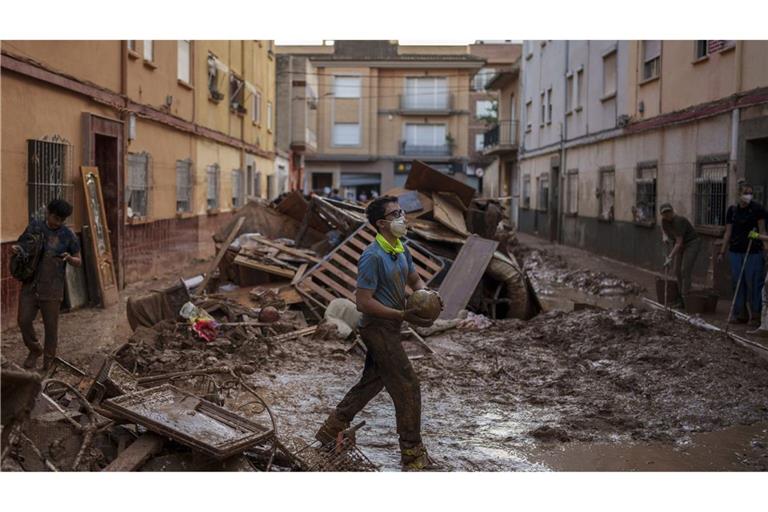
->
<box><xmin>726</xmin><ymin>236</ymin><xmax>754</xmax><ymax>328</ymax></box>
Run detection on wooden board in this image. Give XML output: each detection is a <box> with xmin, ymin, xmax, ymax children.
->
<box><xmin>433</xmin><ymin>192</ymin><xmax>469</xmax><ymax>236</ymax></box>
<box><xmin>404</xmin><ymin>160</ymin><xmax>476</xmax><ymax>207</ymax></box>
<box><xmin>199</xmin><ymin>216</ymin><xmax>245</xmax><ymax>292</ymax></box>
<box><xmin>437</xmin><ymin>234</ymin><xmax>498</xmax><ymax>320</ymax></box>
<box><xmin>103</xmin><ymin>433</ymin><xmax>165</xmax><ymax>472</ymax></box>
<box><xmin>233</xmin><ymin>255</ymin><xmax>295</xmax><ymax>278</ymax></box>
<box><xmin>297</xmin><ymin>223</ymin><xmax>445</xmax><ymax>309</ymax></box>
<box><xmin>80</xmin><ymin>166</ymin><xmax>118</xmax><ymax>307</ymax></box>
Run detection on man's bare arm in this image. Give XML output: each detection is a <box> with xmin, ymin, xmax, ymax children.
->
<box><xmin>355</xmin><ymin>288</ymin><xmax>403</xmax><ymax>321</ymax></box>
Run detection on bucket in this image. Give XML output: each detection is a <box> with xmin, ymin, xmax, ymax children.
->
<box><xmin>685</xmin><ymin>290</ymin><xmax>719</xmax><ymax>314</ymax></box>
<box><xmin>655</xmin><ymin>278</ymin><xmax>681</xmax><ymax>305</ymax></box>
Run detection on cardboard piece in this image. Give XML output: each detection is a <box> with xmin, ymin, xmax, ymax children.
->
<box><xmin>433</xmin><ymin>192</ymin><xmax>469</xmax><ymax>236</ymax></box>
<box><xmin>404</xmin><ymin>160</ymin><xmax>476</xmax><ymax>208</ymax></box>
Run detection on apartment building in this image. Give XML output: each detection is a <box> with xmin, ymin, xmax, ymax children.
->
<box><xmin>276</xmin><ymin>41</ymin><xmax>485</xmax><ymax>200</ymax></box>
<box><xmin>467</xmin><ymin>42</ymin><xmax>521</xmax><ymax>197</ymax></box>
<box><xmin>517</xmin><ymin>40</ymin><xmax>768</xmax><ymax>292</ymax></box>
<box><xmin>1</xmin><ymin>40</ymin><xmax>277</xmax><ymax>327</ymax></box>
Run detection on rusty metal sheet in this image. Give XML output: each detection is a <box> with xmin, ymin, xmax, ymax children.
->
<box><xmin>437</xmin><ymin>235</ymin><xmax>498</xmax><ymax>320</ymax></box>
<box><xmin>103</xmin><ymin>384</ymin><xmax>273</xmax><ymax>459</ymax></box>
<box><xmin>404</xmin><ymin>160</ymin><xmax>476</xmax><ymax>208</ymax></box>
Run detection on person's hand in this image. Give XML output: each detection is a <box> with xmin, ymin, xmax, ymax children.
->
<box><xmin>749</xmin><ymin>229</ymin><xmax>760</xmax><ymax>240</ymax></box>
<box><xmin>59</xmin><ymin>252</ymin><xmax>71</xmax><ymax>263</ymax></box>
<box><xmin>403</xmin><ymin>309</ymin><xmax>434</xmax><ymax>328</ymax></box>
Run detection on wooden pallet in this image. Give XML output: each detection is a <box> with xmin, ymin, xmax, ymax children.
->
<box><xmin>296</xmin><ymin>223</ymin><xmax>444</xmax><ymax>309</ymax></box>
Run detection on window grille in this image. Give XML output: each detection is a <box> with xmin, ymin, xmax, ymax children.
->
<box><xmin>634</xmin><ymin>164</ymin><xmax>657</xmax><ymax>223</ymax></box>
<box><xmin>207</xmin><ymin>164</ymin><xmax>220</xmax><ymax>210</ymax></box>
<box><xmin>126</xmin><ymin>152</ymin><xmax>149</xmax><ymax>218</ymax></box>
<box><xmin>694</xmin><ymin>161</ymin><xmax>728</xmax><ymax>226</ymax></box>
<box><xmin>27</xmin><ymin>137</ymin><xmax>74</xmax><ymax>223</ymax></box>
<box><xmin>176</xmin><ymin>159</ymin><xmax>193</xmax><ymax>213</ymax></box>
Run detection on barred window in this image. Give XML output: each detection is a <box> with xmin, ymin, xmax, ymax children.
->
<box><xmin>126</xmin><ymin>153</ymin><xmax>149</xmax><ymax>218</ymax></box>
<box><xmin>538</xmin><ymin>173</ymin><xmax>550</xmax><ymax>212</ymax></box>
<box><xmin>522</xmin><ymin>175</ymin><xmax>531</xmax><ymax>208</ymax></box>
<box><xmin>27</xmin><ymin>138</ymin><xmax>75</xmax><ymax>223</ymax></box>
<box><xmin>642</xmin><ymin>41</ymin><xmax>661</xmax><ymax>80</ymax></box>
<box><xmin>207</xmin><ymin>164</ymin><xmax>220</xmax><ymax>210</ymax></box>
<box><xmin>599</xmin><ymin>168</ymin><xmax>615</xmax><ymax>221</ymax></box>
<box><xmin>634</xmin><ymin>164</ymin><xmax>657</xmax><ymax>223</ymax></box>
<box><xmin>694</xmin><ymin>161</ymin><xmax>728</xmax><ymax>226</ymax></box>
<box><xmin>566</xmin><ymin>170</ymin><xmax>579</xmax><ymax>215</ymax></box>
<box><xmin>232</xmin><ymin>169</ymin><xmax>244</xmax><ymax>208</ymax></box>
<box><xmin>176</xmin><ymin>159</ymin><xmax>193</xmax><ymax>213</ymax></box>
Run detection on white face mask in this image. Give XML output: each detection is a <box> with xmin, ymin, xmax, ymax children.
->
<box><xmin>742</xmin><ymin>194</ymin><xmax>753</xmax><ymax>203</ymax></box>
<box><xmin>390</xmin><ymin>216</ymin><xmax>408</xmax><ymax>238</ymax></box>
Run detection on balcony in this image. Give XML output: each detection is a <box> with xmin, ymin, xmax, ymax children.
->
<box><xmin>399</xmin><ymin>140</ymin><xmax>452</xmax><ymax>157</ymax></box>
<box><xmin>399</xmin><ymin>94</ymin><xmax>453</xmax><ymax>115</ymax></box>
<box><xmin>483</xmin><ymin>120</ymin><xmax>519</xmax><ymax>155</ymax></box>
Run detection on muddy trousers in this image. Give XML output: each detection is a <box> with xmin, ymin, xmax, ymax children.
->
<box><xmin>728</xmin><ymin>251</ymin><xmax>765</xmax><ymax>320</ymax></box>
<box><xmin>674</xmin><ymin>238</ymin><xmax>702</xmax><ymax>304</ymax></box>
<box><xmin>334</xmin><ymin>319</ymin><xmax>423</xmax><ymax>451</ymax></box>
<box><xmin>17</xmin><ymin>290</ymin><xmax>61</xmax><ymax>361</ymax></box>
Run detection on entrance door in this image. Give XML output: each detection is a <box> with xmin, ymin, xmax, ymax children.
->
<box><xmin>745</xmin><ymin>137</ymin><xmax>768</xmax><ymax>207</ymax></box>
<box><xmin>549</xmin><ymin>160</ymin><xmax>560</xmax><ymax>242</ymax></box>
<box><xmin>83</xmin><ymin>114</ymin><xmax>124</xmax><ymax>287</ymax></box>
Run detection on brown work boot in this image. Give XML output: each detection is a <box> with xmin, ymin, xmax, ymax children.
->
<box><xmin>401</xmin><ymin>444</ymin><xmax>442</xmax><ymax>472</ymax></box>
<box><xmin>315</xmin><ymin>412</ymin><xmax>350</xmax><ymax>446</ymax></box>
<box><xmin>22</xmin><ymin>347</ymin><xmax>42</xmax><ymax>369</ymax></box>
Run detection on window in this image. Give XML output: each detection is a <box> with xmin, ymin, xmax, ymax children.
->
<box><xmin>404</xmin><ymin>77</ymin><xmax>449</xmax><ymax>109</ymax></box>
<box><xmin>598</xmin><ymin>168</ymin><xmax>615</xmax><ymax>221</ymax></box>
<box><xmin>127</xmin><ymin>152</ymin><xmax>149</xmax><ymax>218</ymax></box>
<box><xmin>566</xmin><ymin>170</ymin><xmax>579</xmax><ymax>215</ymax></box>
<box><xmin>27</xmin><ymin>139</ymin><xmax>74</xmax><ymax>222</ymax></box>
<box><xmin>475</xmin><ymin>133</ymin><xmax>485</xmax><ymax>151</ymax></box>
<box><xmin>252</xmin><ymin>91</ymin><xmax>261</xmax><ymax>123</ymax></box>
<box><xmin>334</xmin><ymin>76</ymin><xmax>361</xmax><ymax>98</ymax></box>
<box><xmin>525</xmin><ymin>100</ymin><xmax>532</xmax><ymax>132</ymax></box>
<box><xmin>143</xmin><ymin>40</ymin><xmax>154</xmax><ymax>62</ymax></box>
<box><xmin>694</xmin><ymin>160</ymin><xmax>728</xmax><ymax>226</ymax></box>
<box><xmin>540</xmin><ymin>92</ymin><xmax>546</xmax><ymax>126</ymax></box>
<box><xmin>177</xmin><ymin>40</ymin><xmax>191</xmax><ymax>83</ymax></box>
<box><xmin>232</xmin><ymin>169</ymin><xmax>244</xmax><ymax>208</ymax></box>
<box><xmin>475</xmin><ymin>100</ymin><xmax>496</xmax><ymax>120</ymax></box>
<box><xmin>538</xmin><ymin>174</ymin><xmax>550</xmax><ymax>211</ymax></box>
<box><xmin>566</xmin><ymin>73</ymin><xmax>574</xmax><ymax>112</ymax></box>
<box><xmin>695</xmin><ymin>40</ymin><xmax>709</xmax><ymax>60</ymax></box>
<box><xmin>522</xmin><ymin>175</ymin><xmax>531</xmax><ymax>208</ymax></box>
<box><xmin>332</xmin><ymin>123</ymin><xmax>361</xmax><ymax>146</ymax></box>
<box><xmin>207</xmin><ymin>164</ymin><xmax>220</xmax><ymax>210</ymax></box>
<box><xmin>207</xmin><ymin>53</ymin><xmax>224</xmax><ymax>101</ymax></box>
<box><xmin>602</xmin><ymin>50</ymin><xmax>617</xmax><ymax>98</ymax></box>
<box><xmin>546</xmin><ymin>87</ymin><xmax>553</xmax><ymax>124</ymax></box>
<box><xmin>642</xmin><ymin>40</ymin><xmax>661</xmax><ymax>80</ymax></box>
<box><xmin>473</xmin><ymin>68</ymin><xmax>496</xmax><ymax>91</ymax></box>
<box><xmin>127</xmin><ymin>40</ymin><xmax>136</xmax><ymax>52</ymax></box>
<box><xmin>634</xmin><ymin>163</ymin><xmax>657</xmax><ymax>223</ymax></box>
<box><xmin>229</xmin><ymin>73</ymin><xmax>246</xmax><ymax>113</ymax></box>
<box><xmin>404</xmin><ymin>124</ymin><xmax>447</xmax><ymax>149</ymax></box>
<box><xmin>525</xmin><ymin>41</ymin><xmax>533</xmax><ymax>60</ymax></box>
<box><xmin>575</xmin><ymin>68</ymin><xmax>584</xmax><ymax>109</ymax></box>
<box><xmin>176</xmin><ymin>159</ymin><xmax>193</xmax><ymax>213</ymax></box>
<box><xmin>267</xmin><ymin>101</ymin><xmax>273</xmax><ymax>131</ymax></box>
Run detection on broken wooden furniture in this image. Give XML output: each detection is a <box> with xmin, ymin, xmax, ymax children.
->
<box><xmin>437</xmin><ymin>235</ymin><xmax>499</xmax><ymax>320</ymax></box>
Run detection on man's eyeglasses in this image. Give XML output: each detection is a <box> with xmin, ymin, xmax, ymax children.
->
<box><xmin>382</xmin><ymin>209</ymin><xmax>404</xmax><ymax>220</ymax></box>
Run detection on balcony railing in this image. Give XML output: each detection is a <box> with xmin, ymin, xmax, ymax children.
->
<box><xmin>399</xmin><ymin>94</ymin><xmax>453</xmax><ymax>113</ymax></box>
<box><xmin>483</xmin><ymin>120</ymin><xmax>519</xmax><ymax>151</ymax></box>
<box><xmin>399</xmin><ymin>141</ymin><xmax>451</xmax><ymax>157</ymax></box>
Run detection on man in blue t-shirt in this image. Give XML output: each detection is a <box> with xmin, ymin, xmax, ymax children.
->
<box><xmin>314</xmin><ymin>195</ymin><xmax>441</xmax><ymax>471</ymax></box>
<box><xmin>11</xmin><ymin>199</ymin><xmax>82</xmax><ymax>370</ymax></box>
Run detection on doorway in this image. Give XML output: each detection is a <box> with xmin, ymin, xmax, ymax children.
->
<box><xmin>745</xmin><ymin>137</ymin><xmax>768</xmax><ymax>207</ymax></box>
<box><xmin>549</xmin><ymin>158</ymin><xmax>560</xmax><ymax>242</ymax></box>
<box><xmin>83</xmin><ymin>114</ymin><xmax>124</xmax><ymax>287</ymax></box>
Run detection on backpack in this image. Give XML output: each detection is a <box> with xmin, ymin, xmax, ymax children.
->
<box><xmin>10</xmin><ymin>224</ymin><xmax>44</xmax><ymax>283</ymax></box>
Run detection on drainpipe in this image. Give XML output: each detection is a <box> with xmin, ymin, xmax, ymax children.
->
<box><xmin>119</xmin><ymin>40</ymin><xmax>129</xmax><ymax>289</ymax></box>
<box><xmin>731</xmin><ymin>107</ymin><xmax>740</xmax><ymax>182</ymax></box>
<box><xmin>241</xmin><ymin>41</ymin><xmax>246</xmax><ymax>195</ymax></box>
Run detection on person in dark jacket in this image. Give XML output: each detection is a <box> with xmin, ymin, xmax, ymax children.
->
<box><xmin>718</xmin><ymin>183</ymin><xmax>766</xmax><ymax>324</ymax></box>
<box><xmin>11</xmin><ymin>199</ymin><xmax>81</xmax><ymax>370</ymax></box>
<box><xmin>660</xmin><ymin>203</ymin><xmax>701</xmax><ymax>308</ymax></box>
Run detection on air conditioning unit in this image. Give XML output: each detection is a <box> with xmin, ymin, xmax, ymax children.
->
<box><xmin>617</xmin><ymin>114</ymin><xmax>631</xmax><ymax>128</ymax></box>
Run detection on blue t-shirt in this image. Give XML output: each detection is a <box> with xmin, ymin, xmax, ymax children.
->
<box><xmin>357</xmin><ymin>241</ymin><xmax>415</xmax><ymax>311</ymax></box>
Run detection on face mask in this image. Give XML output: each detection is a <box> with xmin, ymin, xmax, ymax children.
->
<box><xmin>390</xmin><ymin>216</ymin><xmax>408</xmax><ymax>238</ymax></box>
<box><xmin>742</xmin><ymin>194</ymin><xmax>753</xmax><ymax>203</ymax></box>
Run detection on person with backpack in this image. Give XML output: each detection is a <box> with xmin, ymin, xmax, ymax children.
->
<box><xmin>11</xmin><ymin>199</ymin><xmax>81</xmax><ymax>370</ymax></box>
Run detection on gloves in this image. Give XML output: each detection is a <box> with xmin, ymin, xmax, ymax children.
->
<box><xmin>403</xmin><ymin>309</ymin><xmax>434</xmax><ymax>328</ymax></box>
<box><xmin>749</xmin><ymin>229</ymin><xmax>760</xmax><ymax>240</ymax></box>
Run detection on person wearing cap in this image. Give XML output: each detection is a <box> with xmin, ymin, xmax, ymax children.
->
<box><xmin>717</xmin><ymin>183</ymin><xmax>766</xmax><ymax>324</ymax></box>
<box><xmin>660</xmin><ymin>203</ymin><xmax>701</xmax><ymax>308</ymax></box>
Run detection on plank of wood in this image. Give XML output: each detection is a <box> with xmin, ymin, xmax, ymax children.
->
<box><xmin>402</xmin><ymin>327</ymin><xmax>435</xmax><ymax>354</ymax></box>
<box><xmin>271</xmin><ymin>326</ymin><xmax>318</xmax><ymax>343</ymax></box>
<box><xmin>433</xmin><ymin>192</ymin><xmax>469</xmax><ymax>236</ymax></box>
<box><xmin>290</xmin><ymin>263</ymin><xmax>309</xmax><ymax>286</ymax></box>
<box><xmin>251</xmin><ymin>236</ymin><xmax>321</xmax><ymax>263</ymax></box>
<box><xmin>409</xmin><ymin>246</ymin><xmax>443</xmax><ymax>273</ymax></box>
<box><xmin>337</xmin><ymin>242</ymin><xmax>362</xmax><ymax>263</ymax></box>
<box><xmin>300</xmin><ymin>279</ymin><xmax>338</xmax><ymax>304</ymax></box>
<box><xmin>233</xmin><ymin>255</ymin><xmax>296</xmax><ymax>278</ymax></box>
<box><xmin>347</xmin><ymin>236</ymin><xmax>369</xmax><ymax>253</ymax></box>
<box><xmin>437</xmin><ymin>235</ymin><xmax>498</xmax><ymax>320</ymax></box>
<box><xmin>311</xmin><ymin>267</ymin><xmax>355</xmax><ymax>298</ymax></box>
<box><xmin>199</xmin><ymin>216</ymin><xmax>245</xmax><ymax>292</ymax></box>
<box><xmin>103</xmin><ymin>433</ymin><xmax>165</xmax><ymax>472</ymax></box>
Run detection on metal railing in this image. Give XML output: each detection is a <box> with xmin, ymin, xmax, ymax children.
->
<box><xmin>399</xmin><ymin>141</ymin><xmax>452</xmax><ymax>157</ymax></box>
<box><xmin>399</xmin><ymin>94</ymin><xmax>453</xmax><ymax>112</ymax></box>
<box><xmin>483</xmin><ymin>120</ymin><xmax>519</xmax><ymax>149</ymax></box>
<box><xmin>27</xmin><ymin>137</ymin><xmax>75</xmax><ymax>223</ymax></box>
